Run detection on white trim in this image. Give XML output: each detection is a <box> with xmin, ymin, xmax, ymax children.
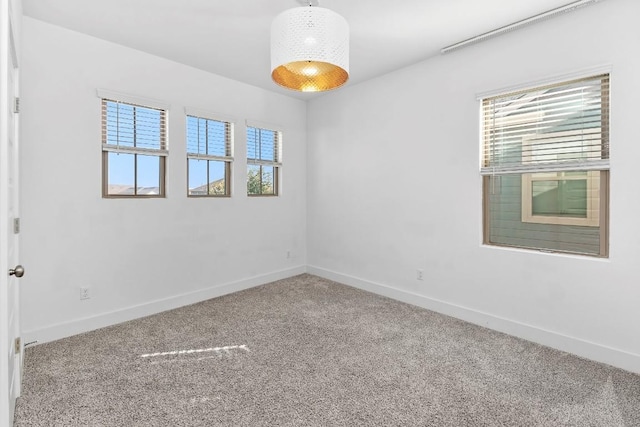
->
<box><xmin>184</xmin><ymin>107</ymin><xmax>236</xmax><ymax>125</ymax></box>
<box><xmin>247</xmin><ymin>159</ymin><xmax>282</xmax><ymax>167</ymax></box>
<box><xmin>187</xmin><ymin>153</ymin><xmax>234</xmax><ymax>162</ymax></box>
<box><xmin>476</xmin><ymin>64</ymin><xmax>612</xmax><ymax>100</ymax></box>
<box><xmin>245</xmin><ymin>119</ymin><xmax>282</xmax><ymax>132</ymax></box>
<box><xmin>480</xmin><ymin>159</ymin><xmax>610</xmax><ymax>175</ymax></box>
<box><xmin>102</xmin><ymin>144</ymin><xmax>168</xmax><ymax>156</ymax></box>
<box><xmin>307</xmin><ymin>265</ymin><xmax>640</xmax><ymax>374</ymax></box>
<box><xmin>22</xmin><ymin>266</ymin><xmax>306</xmax><ymax>346</ymax></box>
<box><xmin>21</xmin><ymin>264</ymin><xmax>640</xmax><ymax>374</ymax></box>
<box><xmin>96</xmin><ymin>89</ymin><xmax>170</xmax><ymax>111</ymax></box>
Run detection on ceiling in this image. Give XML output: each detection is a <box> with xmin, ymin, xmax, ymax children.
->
<box><xmin>23</xmin><ymin>0</ymin><xmax>585</xmax><ymax>100</ymax></box>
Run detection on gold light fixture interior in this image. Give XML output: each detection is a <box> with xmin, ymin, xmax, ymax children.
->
<box><xmin>271</xmin><ymin>4</ymin><xmax>349</xmax><ymax>92</ymax></box>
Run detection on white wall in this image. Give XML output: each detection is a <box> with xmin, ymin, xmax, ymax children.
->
<box><xmin>20</xmin><ymin>17</ymin><xmax>307</xmax><ymax>343</ymax></box>
<box><xmin>307</xmin><ymin>0</ymin><xmax>640</xmax><ymax>373</ymax></box>
<box><xmin>20</xmin><ymin>1</ymin><xmax>640</xmax><ymax>374</ymax></box>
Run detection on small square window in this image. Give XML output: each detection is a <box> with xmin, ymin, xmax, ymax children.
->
<box><xmin>522</xmin><ymin>170</ymin><xmax>600</xmax><ymax>227</ymax></box>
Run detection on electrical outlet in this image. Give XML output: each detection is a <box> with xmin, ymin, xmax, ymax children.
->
<box><xmin>416</xmin><ymin>269</ymin><xmax>424</xmax><ymax>281</ymax></box>
<box><xmin>80</xmin><ymin>287</ymin><xmax>90</xmax><ymax>300</ymax></box>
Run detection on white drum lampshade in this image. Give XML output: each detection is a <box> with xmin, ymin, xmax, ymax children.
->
<box><xmin>271</xmin><ymin>6</ymin><xmax>349</xmax><ymax>92</ymax></box>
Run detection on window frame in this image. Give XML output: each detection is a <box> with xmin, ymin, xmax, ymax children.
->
<box><xmin>99</xmin><ymin>90</ymin><xmax>169</xmax><ymax>198</ymax></box>
<box><xmin>520</xmin><ymin>129</ymin><xmax>602</xmax><ymax>227</ymax></box>
<box><xmin>246</xmin><ymin>123</ymin><xmax>282</xmax><ymax>197</ymax></box>
<box><xmin>185</xmin><ymin>110</ymin><xmax>234</xmax><ymax>198</ymax></box>
<box><xmin>521</xmin><ymin>170</ymin><xmax>601</xmax><ymax>227</ymax></box>
<box><xmin>480</xmin><ymin>73</ymin><xmax>610</xmax><ymax>257</ymax></box>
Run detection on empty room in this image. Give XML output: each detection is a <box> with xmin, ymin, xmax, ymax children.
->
<box><xmin>1</xmin><ymin>0</ymin><xmax>639</xmax><ymax>425</ymax></box>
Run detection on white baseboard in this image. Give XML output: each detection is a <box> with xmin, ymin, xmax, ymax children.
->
<box><xmin>23</xmin><ymin>266</ymin><xmax>307</xmax><ymax>346</ymax></box>
<box><xmin>23</xmin><ymin>264</ymin><xmax>640</xmax><ymax>374</ymax></box>
<box><xmin>307</xmin><ymin>265</ymin><xmax>640</xmax><ymax>375</ymax></box>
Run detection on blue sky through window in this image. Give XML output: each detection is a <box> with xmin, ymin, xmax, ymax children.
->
<box><xmin>186</xmin><ymin>116</ymin><xmax>228</xmax><ymax>157</ymax></box>
<box><xmin>247</xmin><ymin>127</ymin><xmax>277</xmax><ymax>162</ymax></box>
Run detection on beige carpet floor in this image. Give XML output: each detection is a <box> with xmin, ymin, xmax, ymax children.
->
<box><xmin>14</xmin><ymin>274</ymin><xmax>640</xmax><ymax>426</ymax></box>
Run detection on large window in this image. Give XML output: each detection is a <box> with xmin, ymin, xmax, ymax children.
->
<box><xmin>186</xmin><ymin>114</ymin><xmax>233</xmax><ymax>197</ymax></box>
<box><xmin>101</xmin><ymin>95</ymin><xmax>167</xmax><ymax>197</ymax></box>
<box><xmin>247</xmin><ymin>125</ymin><xmax>281</xmax><ymax>196</ymax></box>
<box><xmin>481</xmin><ymin>74</ymin><xmax>609</xmax><ymax>257</ymax></box>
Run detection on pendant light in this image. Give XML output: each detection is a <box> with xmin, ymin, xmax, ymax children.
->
<box><xmin>271</xmin><ymin>4</ymin><xmax>349</xmax><ymax>92</ymax></box>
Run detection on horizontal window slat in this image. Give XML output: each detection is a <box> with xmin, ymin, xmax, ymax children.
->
<box><xmin>187</xmin><ymin>154</ymin><xmax>233</xmax><ymax>162</ymax></box>
<box><xmin>186</xmin><ymin>115</ymin><xmax>232</xmax><ymax>158</ymax></box>
<box><xmin>483</xmin><ymin>114</ymin><xmax>602</xmax><ymax>133</ymax></box>
<box><xmin>481</xmin><ymin>160</ymin><xmax>609</xmax><ymax>175</ymax></box>
<box><xmin>247</xmin><ymin>159</ymin><xmax>282</xmax><ymax>167</ymax></box>
<box><xmin>102</xmin><ymin>144</ymin><xmax>168</xmax><ymax>156</ymax></box>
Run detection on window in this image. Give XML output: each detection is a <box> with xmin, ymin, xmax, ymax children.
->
<box><xmin>101</xmin><ymin>96</ymin><xmax>167</xmax><ymax>197</ymax></box>
<box><xmin>481</xmin><ymin>74</ymin><xmax>609</xmax><ymax>256</ymax></box>
<box><xmin>186</xmin><ymin>114</ymin><xmax>233</xmax><ymax>197</ymax></box>
<box><xmin>247</xmin><ymin>125</ymin><xmax>281</xmax><ymax>196</ymax></box>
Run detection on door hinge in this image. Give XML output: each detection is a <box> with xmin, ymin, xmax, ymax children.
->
<box><xmin>13</xmin><ymin>218</ymin><xmax>20</xmax><ymax>234</ymax></box>
<box><xmin>15</xmin><ymin>337</ymin><xmax>21</xmax><ymax>354</ymax></box>
<box><xmin>14</xmin><ymin>97</ymin><xmax>20</xmax><ymax>114</ymax></box>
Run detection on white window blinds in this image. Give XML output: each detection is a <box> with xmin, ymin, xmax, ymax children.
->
<box><xmin>102</xmin><ymin>99</ymin><xmax>167</xmax><ymax>154</ymax></box>
<box><xmin>186</xmin><ymin>116</ymin><xmax>232</xmax><ymax>159</ymax></box>
<box><xmin>247</xmin><ymin>126</ymin><xmax>281</xmax><ymax>165</ymax></box>
<box><xmin>481</xmin><ymin>74</ymin><xmax>609</xmax><ymax>175</ymax></box>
